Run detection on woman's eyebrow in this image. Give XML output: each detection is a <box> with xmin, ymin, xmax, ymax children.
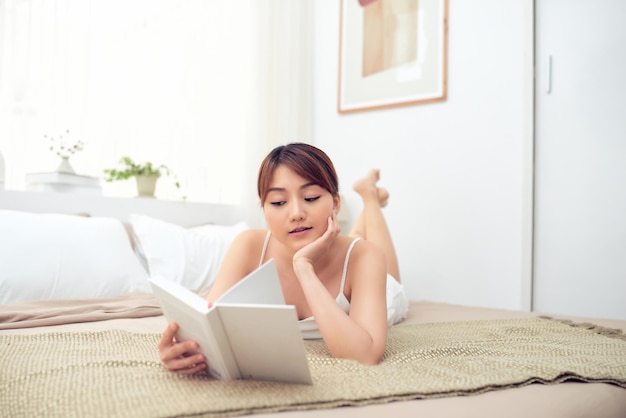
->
<box><xmin>267</xmin><ymin>182</ymin><xmax>317</xmax><ymax>194</ymax></box>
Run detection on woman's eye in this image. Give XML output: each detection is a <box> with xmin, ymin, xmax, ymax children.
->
<box><xmin>305</xmin><ymin>196</ymin><xmax>321</xmax><ymax>202</ymax></box>
<box><xmin>270</xmin><ymin>201</ymin><xmax>286</xmax><ymax>206</ymax></box>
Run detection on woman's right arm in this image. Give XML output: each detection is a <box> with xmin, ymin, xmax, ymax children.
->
<box><xmin>157</xmin><ymin>229</ymin><xmax>264</xmax><ymax>373</ymax></box>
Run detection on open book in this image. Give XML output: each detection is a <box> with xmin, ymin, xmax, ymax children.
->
<box><xmin>149</xmin><ymin>259</ymin><xmax>312</xmax><ymax>385</ymax></box>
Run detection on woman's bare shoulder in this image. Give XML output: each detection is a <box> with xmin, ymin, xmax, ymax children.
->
<box><xmin>344</xmin><ymin>234</ymin><xmax>382</xmax><ymax>252</ymax></box>
<box><xmin>346</xmin><ymin>236</ymin><xmax>385</xmax><ymax>263</ymax></box>
<box><xmin>233</xmin><ymin>228</ymin><xmax>267</xmax><ymax>243</ymax></box>
<box><xmin>229</xmin><ymin>228</ymin><xmax>269</xmax><ymax>254</ymax></box>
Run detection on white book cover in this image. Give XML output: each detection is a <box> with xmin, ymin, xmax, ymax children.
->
<box><xmin>150</xmin><ymin>259</ymin><xmax>313</xmax><ymax>385</ymax></box>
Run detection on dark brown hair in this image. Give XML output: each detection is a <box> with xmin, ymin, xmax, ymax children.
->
<box><xmin>257</xmin><ymin>143</ymin><xmax>339</xmax><ymax>204</ymax></box>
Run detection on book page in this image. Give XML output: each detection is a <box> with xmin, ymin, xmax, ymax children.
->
<box><xmin>217</xmin><ymin>259</ymin><xmax>285</xmax><ymax>305</ymax></box>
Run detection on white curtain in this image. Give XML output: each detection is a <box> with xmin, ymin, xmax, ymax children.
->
<box><xmin>0</xmin><ymin>0</ymin><xmax>312</xmax><ymax>221</ymax></box>
<box><xmin>242</xmin><ymin>0</ymin><xmax>313</xmax><ymax>227</ymax></box>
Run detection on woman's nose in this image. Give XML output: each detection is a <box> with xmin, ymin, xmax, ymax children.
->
<box><xmin>290</xmin><ymin>201</ymin><xmax>305</xmax><ymax>222</ymax></box>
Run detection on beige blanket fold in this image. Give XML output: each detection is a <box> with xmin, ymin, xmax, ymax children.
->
<box><xmin>0</xmin><ymin>293</ymin><xmax>162</xmax><ymax>329</ymax></box>
<box><xmin>2</xmin><ymin>317</ymin><xmax>626</xmax><ymax>418</ymax></box>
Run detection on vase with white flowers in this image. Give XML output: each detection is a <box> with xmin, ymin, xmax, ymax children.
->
<box><xmin>45</xmin><ymin>129</ymin><xmax>84</xmax><ymax>174</ymax></box>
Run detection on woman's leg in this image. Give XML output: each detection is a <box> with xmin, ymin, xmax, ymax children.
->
<box><xmin>350</xmin><ymin>169</ymin><xmax>401</xmax><ymax>282</ymax></box>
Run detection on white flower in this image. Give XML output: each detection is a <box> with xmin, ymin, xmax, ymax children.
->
<box><xmin>45</xmin><ymin>129</ymin><xmax>84</xmax><ymax>158</ymax></box>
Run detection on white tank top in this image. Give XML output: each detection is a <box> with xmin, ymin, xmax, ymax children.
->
<box><xmin>259</xmin><ymin>231</ymin><xmax>359</xmax><ymax>339</ymax></box>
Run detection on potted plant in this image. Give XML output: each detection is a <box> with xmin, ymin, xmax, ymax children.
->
<box><xmin>103</xmin><ymin>156</ymin><xmax>180</xmax><ymax>198</ymax></box>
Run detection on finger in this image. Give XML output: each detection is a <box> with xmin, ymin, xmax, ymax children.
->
<box><xmin>327</xmin><ymin>212</ymin><xmax>335</xmax><ymax>231</ymax></box>
<box><xmin>161</xmin><ymin>339</ymin><xmax>201</xmax><ymax>363</ymax></box>
<box><xmin>158</xmin><ymin>321</ymin><xmax>179</xmax><ymax>351</ymax></box>
<box><xmin>165</xmin><ymin>352</ymin><xmax>206</xmax><ymax>372</ymax></box>
<box><xmin>174</xmin><ymin>361</ymin><xmax>208</xmax><ymax>375</ymax></box>
<box><xmin>328</xmin><ymin>211</ymin><xmax>340</xmax><ymax>234</ymax></box>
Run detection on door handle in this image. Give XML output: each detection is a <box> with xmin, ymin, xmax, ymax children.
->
<box><xmin>546</xmin><ymin>55</ymin><xmax>553</xmax><ymax>94</ymax></box>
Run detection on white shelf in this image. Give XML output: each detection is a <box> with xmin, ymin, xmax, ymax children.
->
<box><xmin>25</xmin><ymin>171</ymin><xmax>102</xmax><ymax>195</ymax></box>
<box><xmin>0</xmin><ymin>189</ymin><xmax>241</xmax><ymax>226</ymax></box>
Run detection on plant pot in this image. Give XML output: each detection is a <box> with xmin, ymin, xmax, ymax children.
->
<box><xmin>135</xmin><ymin>174</ymin><xmax>158</xmax><ymax>197</ymax></box>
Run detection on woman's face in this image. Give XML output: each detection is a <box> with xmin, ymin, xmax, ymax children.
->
<box><xmin>263</xmin><ymin>165</ymin><xmax>338</xmax><ymax>251</ymax></box>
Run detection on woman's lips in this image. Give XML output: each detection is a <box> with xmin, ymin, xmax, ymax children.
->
<box><xmin>290</xmin><ymin>226</ymin><xmax>312</xmax><ymax>235</ymax></box>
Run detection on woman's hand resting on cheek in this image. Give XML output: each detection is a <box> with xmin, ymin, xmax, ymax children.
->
<box><xmin>158</xmin><ymin>321</ymin><xmax>208</xmax><ymax>374</ymax></box>
<box><xmin>292</xmin><ymin>210</ymin><xmax>341</xmax><ymax>275</ymax></box>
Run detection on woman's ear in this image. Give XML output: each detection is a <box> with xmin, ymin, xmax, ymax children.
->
<box><xmin>333</xmin><ymin>194</ymin><xmax>341</xmax><ymax>213</ymax></box>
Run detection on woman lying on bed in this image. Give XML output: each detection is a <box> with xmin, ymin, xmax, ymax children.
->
<box><xmin>158</xmin><ymin>143</ymin><xmax>408</xmax><ymax>372</ymax></box>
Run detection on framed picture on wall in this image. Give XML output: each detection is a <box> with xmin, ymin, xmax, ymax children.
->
<box><xmin>338</xmin><ymin>0</ymin><xmax>448</xmax><ymax>114</ymax></box>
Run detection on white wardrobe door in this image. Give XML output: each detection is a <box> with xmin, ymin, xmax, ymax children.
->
<box><xmin>533</xmin><ymin>0</ymin><xmax>626</xmax><ymax>319</ymax></box>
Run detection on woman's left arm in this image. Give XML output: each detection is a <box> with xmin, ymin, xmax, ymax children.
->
<box><xmin>293</xmin><ymin>215</ymin><xmax>388</xmax><ymax>365</ymax></box>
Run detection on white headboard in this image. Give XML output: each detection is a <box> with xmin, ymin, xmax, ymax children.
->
<box><xmin>0</xmin><ymin>190</ymin><xmax>242</xmax><ymax>227</ymax></box>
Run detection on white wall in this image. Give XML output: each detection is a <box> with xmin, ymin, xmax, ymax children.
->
<box><xmin>312</xmin><ymin>1</ymin><xmax>533</xmax><ymax>310</ymax></box>
<box><xmin>0</xmin><ymin>1</ymin><xmax>255</xmax><ymax>204</ymax></box>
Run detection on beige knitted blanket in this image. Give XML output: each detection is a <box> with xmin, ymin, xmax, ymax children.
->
<box><xmin>2</xmin><ymin>317</ymin><xmax>625</xmax><ymax>418</ymax></box>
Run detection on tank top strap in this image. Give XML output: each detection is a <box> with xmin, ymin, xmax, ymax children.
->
<box><xmin>339</xmin><ymin>237</ymin><xmax>362</xmax><ymax>294</ymax></box>
<box><xmin>259</xmin><ymin>230</ymin><xmax>272</xmax><ymax>267</ymax></box>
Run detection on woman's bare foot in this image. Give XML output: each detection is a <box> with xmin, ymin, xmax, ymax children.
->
<box><xmin>377</xmin><ymin>187</ymin><xmax>389</xmax><ymax>208</ymax></box>
<box><xmin>353</xmin><ymin>169</ymin><xmax>389</xmax><ymax>207</ymax></box>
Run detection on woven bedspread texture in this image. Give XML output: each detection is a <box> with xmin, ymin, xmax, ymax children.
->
<box><xmin>2</xmin><ymin>317</ymin><xmax>625</xmax><ymax>418</ymax></box>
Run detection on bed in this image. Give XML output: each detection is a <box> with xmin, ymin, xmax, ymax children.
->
<box><xmin>1</xmin><ymin>199</ymin><xmax>625</xmax><ymax>418</ymax></box>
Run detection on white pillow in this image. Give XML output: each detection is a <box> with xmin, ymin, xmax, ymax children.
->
<box><xmin>0</xmin><ymin>210</ymin><xmax>151</xmax><ymax>305</ymax></box>
<box><xmin>129</xmin><ymin>214</ymin><xmax>247</xmax><ymax>291</ymax></box>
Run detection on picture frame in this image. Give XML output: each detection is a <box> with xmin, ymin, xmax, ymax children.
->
<box><xmin>338</xmin><ymin>0</ymin><xmax>448</xmax><ymax>114</ymax></box>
